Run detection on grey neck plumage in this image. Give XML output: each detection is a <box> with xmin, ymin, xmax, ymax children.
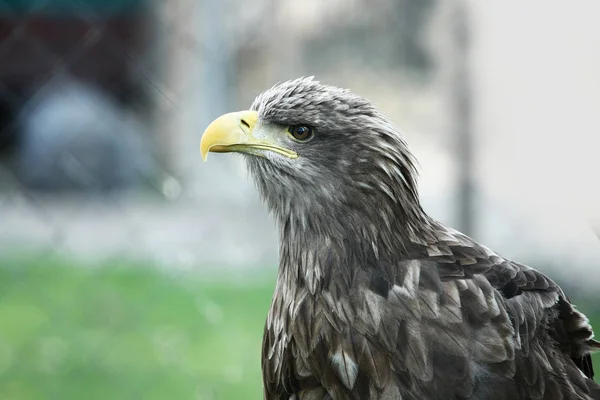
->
<box><xmin>255</xmin><ymin>171</ymin><xmax>435</xmax><ymax>295</ymax></box>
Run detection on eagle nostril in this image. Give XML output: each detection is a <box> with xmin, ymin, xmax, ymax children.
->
<box><xmin>240</xmin><ymin>118</ymin><xmax>250</xmax><ymax>129</ymax></box>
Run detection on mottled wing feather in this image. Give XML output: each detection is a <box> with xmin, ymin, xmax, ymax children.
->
<box><xmin>262</xmin><ymin>225</ymin><xmax>600</xmax><ymax>399</ymax></box>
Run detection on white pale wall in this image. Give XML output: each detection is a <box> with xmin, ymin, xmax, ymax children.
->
<box><xmin>468</xmin><ymin>0</ymin><xmax>600</xmax><ymax>278</ymax></box>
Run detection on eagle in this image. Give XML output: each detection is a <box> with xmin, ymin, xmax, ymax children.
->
<box><xmin>200</xmin><ymin>77</ymin><xmax>600</xmax><ymax>399</ymax></box>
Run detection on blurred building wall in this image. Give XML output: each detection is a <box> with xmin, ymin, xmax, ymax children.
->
<box><xmin>468</xmin><ymin>0</ymin><xmax>600</xmax><ymax>280</ymax></box>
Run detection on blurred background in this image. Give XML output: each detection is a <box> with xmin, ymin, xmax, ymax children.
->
<box><xmin>0</xmin><ymin>0</ymin><xmax>598</xmax><ymax>398</ymax></box>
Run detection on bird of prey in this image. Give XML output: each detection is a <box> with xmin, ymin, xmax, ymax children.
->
<box><xmin>200</xmin><ymin>77</ymin><xmax>600</xmax><ymax>399</ymax></box>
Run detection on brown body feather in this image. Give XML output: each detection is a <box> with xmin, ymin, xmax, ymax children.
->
<box><xmin>262</xmin><ymin>222</ymin><xmax>600</xmax><ymax>399</ymax></box>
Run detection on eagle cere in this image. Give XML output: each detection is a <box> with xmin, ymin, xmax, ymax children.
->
<box><xmin>201</xmin><ymin>77</ymin><xmax>600</xmax><ymax>399</ymax></box>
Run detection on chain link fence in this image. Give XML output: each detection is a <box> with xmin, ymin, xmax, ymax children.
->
<box><xmin>0</xmin><ymin>0</ymin><xmax>597</xmax><ymax>398</ymax></box>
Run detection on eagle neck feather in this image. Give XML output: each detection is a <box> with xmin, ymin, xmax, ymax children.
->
<box><xmin>276</xmin><ymin>203</ymin><xmax>434</xmax><ymax>296</ymax></box>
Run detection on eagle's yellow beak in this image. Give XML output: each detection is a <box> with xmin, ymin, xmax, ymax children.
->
<box><xmin>200</xmin><ymin>110</ymin><xmax>298</xmax><ymax>161</ymax></box>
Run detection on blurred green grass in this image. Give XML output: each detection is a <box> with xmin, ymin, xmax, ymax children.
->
<box><xmin>0</xmin><ymin>255</ymin><xmax>597</xmax><ymax>400</ymax></box>
<box><xmin>0</xmin><ymin>255</ymin><xmax>275</xmax><ymax>400</ymax></box>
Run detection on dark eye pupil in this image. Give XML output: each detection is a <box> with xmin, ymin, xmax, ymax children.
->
<box><xmin>290</xmin><ymin>125</ymin><xmax>313</xmax><ymax>140</ymax></box>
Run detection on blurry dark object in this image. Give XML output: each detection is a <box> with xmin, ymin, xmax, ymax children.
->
<box><xmin>0</xmin><ymin>95</ymin><xmax>18</xmax><ymax>157</ymax></box>
<box><xmin>0</xmin><ymin>0</ymin><xmax>149</xmax><ymax>103</ymax></box>
<box><xmin>17</xmin><ymin>78</ymin><xmax>152</xmax><ymax>193</ymax></box>
<box><xmin>0</xmin><ymin>0</ymin><xmax>151</xmax><ymax>182</ymax></box>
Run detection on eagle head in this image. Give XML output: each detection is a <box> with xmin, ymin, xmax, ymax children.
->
<box><xmin>201</xmin><ymin>77</ymin><xmax>428</xmax><ymax>241</ymax></box>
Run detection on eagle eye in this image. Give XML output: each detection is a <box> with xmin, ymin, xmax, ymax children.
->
<box><xmin>288</xmin><ymin>125</ymin><xmax>314</xmax><ymax>142</ymax></box>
